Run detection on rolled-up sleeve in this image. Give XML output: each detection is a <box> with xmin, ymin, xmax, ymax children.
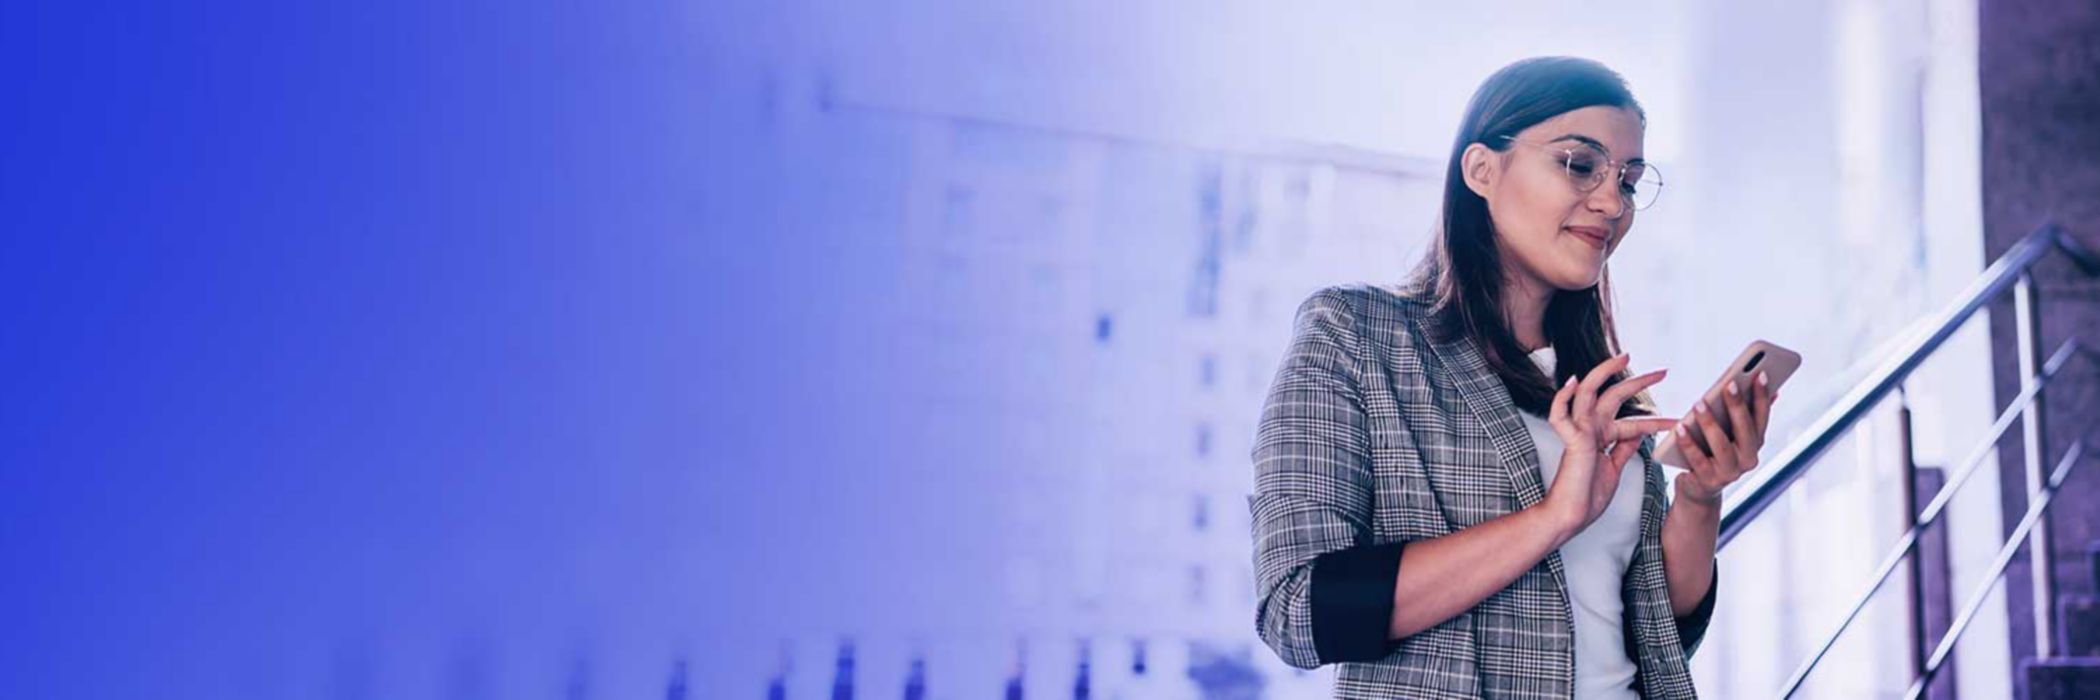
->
<box><xmin>1249</xmin><ymin>288</ymin><xmax>1405</xmax><ymax>669</ymax></box>
<box><xmin>1674</xmin><ymin>559</ymin><xmax>1719</xmax><ymax>656</ymax></box>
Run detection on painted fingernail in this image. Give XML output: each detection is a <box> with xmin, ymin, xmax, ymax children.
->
<box><xmin>1757</xmin><ymin>371</ymin><xmax>1770</xmax><ymax>387</ymax></box>
<box><xmin>1677</xmin><ymin>425</ymin><xmax>1690</xmax><ymax>436</ymax></box>
<box><xmin>1696</xmin><ymin>402</ymin><xmax>1708</xmax><ymax>414</ymax></box>
<box><xmin>1726</xmin><ymin>381</ymin><xmax>1739</xmax><ymax>396</ymax></box>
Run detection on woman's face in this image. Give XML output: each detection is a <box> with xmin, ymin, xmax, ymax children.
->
<box><xmin>1462</xmin><ymin>105</ymin><xmax>1646</xmax><ymax>294</ymax></box>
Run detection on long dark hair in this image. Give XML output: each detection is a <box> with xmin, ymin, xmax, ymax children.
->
<box><xmin>1410</xmin><ymin>56</ymin><xmax>1653</xmax><ymax>419</ymax></box>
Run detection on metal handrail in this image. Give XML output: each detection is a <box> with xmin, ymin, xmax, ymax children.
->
<box><xmin>1769</xmin><ymin>340</ymin><xmax>2086</xmax><ymax>698</ymax></box>
<box><xmin>1718</xmin><ymin>223</ymin><xmax>2097</xmax><ymax>548</ymax></box>
<box><xmin>1700</xmin><ymin>222</ymin><xmax>2100</xmax><ymax>698</ymax></box>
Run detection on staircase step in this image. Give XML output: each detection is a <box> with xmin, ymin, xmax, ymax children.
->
<box><xmin>2064</xmin><ymin>596</ymin><xmax>2100</xmax><ymax>657</ymax></box>
<box><xmin>2025</xmin><ymin>658</ymin><xmax>2100</xmax><ymax>700</ymax></box>
<box><xmin>2083</xmin><ymin>538</ymin><xmax>2100</xmax><ymax>592</ymax></box>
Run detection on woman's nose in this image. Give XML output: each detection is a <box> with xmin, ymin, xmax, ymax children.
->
<box><xmin>1588</xmin><ymin>179</ymin><xmax>1628</xmax><ymax>220</ymax></box>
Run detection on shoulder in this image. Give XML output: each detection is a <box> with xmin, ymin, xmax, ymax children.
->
<box><xmin>1291</xmin><ymin>281</ymin><xmax>1435</xmax><ymax>333</ymax></box>
<box><xmin>1285</xmin><ymin>282</ymin><xmax>1442</xmax><ymax>378</ymax></box>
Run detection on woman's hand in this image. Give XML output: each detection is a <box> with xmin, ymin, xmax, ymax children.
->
<box><xmin>1541</xmin><ymin>353</ymin><xmax>1679</xmax><ymax>537</ymax></box>
<box><xmin>1672</xmin><ymin>371</ymin><xmax>1779</xmax><ymax>506</ymax></box>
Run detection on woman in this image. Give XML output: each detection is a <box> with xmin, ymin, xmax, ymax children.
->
<box><xmin>1249</xmin><ymin>56</ymin><xmax>1777</xmax><ymax>699</ymax></box>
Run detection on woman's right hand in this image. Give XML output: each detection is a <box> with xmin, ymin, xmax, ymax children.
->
<box><xmin>1540</xmin><ymin>353</ymin><xmax>1678</xmax><ymax>538</ymax></box>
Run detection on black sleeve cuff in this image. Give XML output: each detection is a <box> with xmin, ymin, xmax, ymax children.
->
<box><xmin>1674</xmin><ymin>559</ymin><xmax>1719</xmax><ymax>655</ymax></box>
<box><xmin>1309</xmin><ymin>541</ymin><xmax>1407</xmax><ymax>664</ymax></box>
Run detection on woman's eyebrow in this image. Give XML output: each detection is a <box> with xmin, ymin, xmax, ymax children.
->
<box><xmin>1547</xmin><ymin>133</ymin><xmax>1605</xmax><ymax>150</ymax></box>
<box><xmin>1549</xmin><ymin>133</ymin><xmax>1644</xmax><ymax>163</ymax></box>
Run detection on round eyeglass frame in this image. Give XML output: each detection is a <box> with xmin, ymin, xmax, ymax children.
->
<box><xmin>1496</xmin><ymin>134</ymin><xmax>1663</xmax><ymax>211</ymax></box>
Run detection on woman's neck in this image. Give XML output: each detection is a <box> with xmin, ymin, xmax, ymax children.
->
<box><xmin>1501</xmin><ymin>272</ymin><xmax>1553</xmax><ymax>354</ymax></box>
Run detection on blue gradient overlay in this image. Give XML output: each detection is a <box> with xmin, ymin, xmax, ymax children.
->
<box><xmin>3</xmin><ymin>1</ymin><xmax>868</xmax><ymax>697</ymax></box>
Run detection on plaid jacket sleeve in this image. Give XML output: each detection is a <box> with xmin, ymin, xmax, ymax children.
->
<box><xmin>1249</xmin><ymin>288</ymin><xmax>1407</xmax><ymax>670</ymax></box>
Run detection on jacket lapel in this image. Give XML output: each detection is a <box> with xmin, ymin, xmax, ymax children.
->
<box><xmin>1417</xmin><ymin>314</ymin><xmax>1549</xmax><ymax>510</ymax></box>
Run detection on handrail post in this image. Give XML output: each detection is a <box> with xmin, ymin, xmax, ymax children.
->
<box><xmin>2014</xmin><ymin>270</ymin><xmax>2057</xmax><ymax>659</ymax></box>
<box><xmin>1897</xmin><ymin>385</ymin><xmax>1929</xmax><ymax>681</ymax></box>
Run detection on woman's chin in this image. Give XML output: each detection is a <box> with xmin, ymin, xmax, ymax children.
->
<box><xmin>1549</xmin><ymin>270</ymin><xmax>1606</xmax><ymax>292</ymax></box>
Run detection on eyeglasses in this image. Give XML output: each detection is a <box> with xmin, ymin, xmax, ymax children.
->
<box><xmin>1497</xmin><ymin>135</ymin><xmax>1663</xmax><ymax>211</ymax></box>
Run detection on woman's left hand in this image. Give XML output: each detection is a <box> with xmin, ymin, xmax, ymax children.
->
<box><xmin>1673</xmin><ymin>371</ymin><xmax>1779</xmax><ymax>505</ymax></box>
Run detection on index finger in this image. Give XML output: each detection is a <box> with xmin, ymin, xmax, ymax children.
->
<box><xmin>1597</xmin><ymin>368</ymin><xmax>1668</xmax><ymax>417</ymax></box>
<box><xmin>1575</xmin><ymin>353</ymin><xmax>1633</xmax><ymax>419</ymax></box>
<box><xmin>1610</xmin><ymin>417</ymin><xmax>1680</xmax><ymax>442</ymax></box>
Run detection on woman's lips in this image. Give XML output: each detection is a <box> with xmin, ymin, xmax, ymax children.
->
<box><xmin>1565</xmin><ymin>226</ymin><xmax>1609</xmax><ymax>249</ymax></box>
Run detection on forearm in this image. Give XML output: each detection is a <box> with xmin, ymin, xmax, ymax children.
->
<box><xmin>1386</xmin><ymin>503</ymin><xmax>1576</xmax><ymax>639</ymax></box>
<box><xmin>1661</xmin><ymin>483</ymin><xmax>1721</xmax><ymax>616</ymax></box>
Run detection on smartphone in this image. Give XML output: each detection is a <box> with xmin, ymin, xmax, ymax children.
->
<box><xmin>1653</xmin><ymin>340</ymin><xmax>1803</xmax><ymax>468</ymax></box>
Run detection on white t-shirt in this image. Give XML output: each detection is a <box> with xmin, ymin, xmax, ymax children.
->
<box><xmin>1515</xmin><ymin>345</ymin><xmax>1644</xmax><ymax>699</ymax></box>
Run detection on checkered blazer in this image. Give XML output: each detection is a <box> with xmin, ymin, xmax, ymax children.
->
<box><xmin>1249</xmin><ymin>281</ymin><xmax>1713</xmax><ymax>699</ymax></box>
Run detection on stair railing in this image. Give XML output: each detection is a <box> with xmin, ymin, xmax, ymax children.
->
<box><xmin>1712</xmin><ymin>223</ymin><xmax>2100</xmax><ymax>698</ymax></box>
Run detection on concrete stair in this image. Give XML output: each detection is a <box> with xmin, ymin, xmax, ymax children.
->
<box><xmin>2023</xmin><ymin>544</ymin><xmax>2100</xmax><ymax>700</ymax></box>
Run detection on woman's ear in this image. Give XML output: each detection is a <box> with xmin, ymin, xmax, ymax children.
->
<box><xmin>1461</xmin><ymin>142</ymin><xmax>1499</xmax><ymax>200</ymax></box>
